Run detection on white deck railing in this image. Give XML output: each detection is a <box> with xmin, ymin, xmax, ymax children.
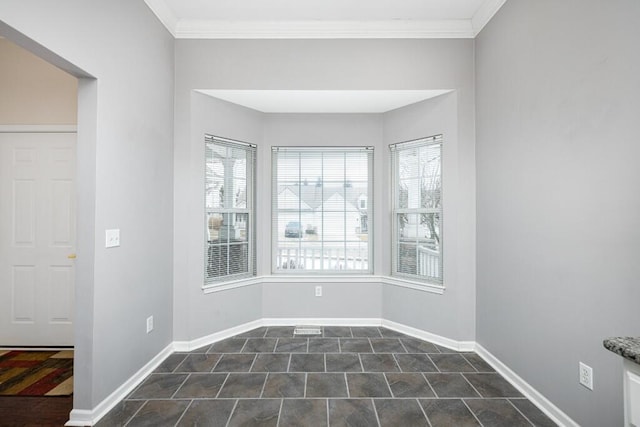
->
<box><xmin>417</xmin><ymin>245</ymin><xmax>440</xmax><ymax>280</ymax></box>
<box><xmin>276</xmin><ymin>245</ymin><xmax>368</xmax><ymax>271</ymax></box>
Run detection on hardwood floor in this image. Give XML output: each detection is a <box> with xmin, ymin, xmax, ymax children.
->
<box><xmin>0</xmin><ymin>396</ymin><xmax>72</xmax><ymax>427</ymax></box>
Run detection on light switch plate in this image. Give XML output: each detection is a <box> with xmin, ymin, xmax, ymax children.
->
<box><xmin>105</xmin><ymin>229</ymin><xmax>120</xmax><ymax>248</ymax></box>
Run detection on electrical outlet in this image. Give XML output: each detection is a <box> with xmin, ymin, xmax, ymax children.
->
<box><xmin>146</xmin><ymin>316</ymin><xmax>154</xmax><ymax>333</ymax></box>
<box><xmin>105</xmin><ymin>229</ymin><xmax>120</xmax><ymax>248</ymax></box>
<box><xmin>579</xmin><ymin>362</ymin><xmax>593</xmax><ymax>390</ymax></box>
<box><xmin>315</xmin><ymin>286</ymin><xmax>322</xmax><ymax>297</ymax></box>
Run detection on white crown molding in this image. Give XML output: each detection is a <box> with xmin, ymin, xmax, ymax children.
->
<box><xmin>173</xmin><ymin>19</ymin><xmax>475</xmax><ymax>39</ymax></box>
<box><xmin>143</xmin><ymin>0</ymin><xmax>178</xmax><ymax>37</ymax></box>
<box><xmin>144</xmin><ymin>0</ymin><xmax>507</xmax><ymax>39</ymax></box>
<box><xmin>471</xmin><ymin>0</ymin><xmax>507</xmax><ymax>36</ymax></box>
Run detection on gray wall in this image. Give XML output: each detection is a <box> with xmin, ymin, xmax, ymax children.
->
<box><xmin>174</xmin><ymin>39</ymin><xmax>476</xmax><ymax>342</ymax></box>
<box><xmin>173</xmin><ymin>92</ymin><xmax>264</xmax><ymax>341</ymax></box>
<box><xmin>383</xmin><ymin>93</ymin><xmax>476</xmax><ymax>341</ymax></box>
<box><xmin>261</xmin><ymin>114</ymin><xmax>384</xmax><ymax>319</ymax></box>
<box><xmin>0</xmin><ymin>0</ymin><xmax>175</xmax><ymax>409</ymax></box>
<box><xmin>475</xmin><ymin>1</ymin><xmax>640</xmax><ymax>425</ymax></box>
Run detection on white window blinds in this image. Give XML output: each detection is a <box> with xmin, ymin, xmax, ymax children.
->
<box><xmin>390</xmin><ymin>135</ymin><xmax>443</xmax><ymax>284</ymax></box>
<box><xmin>205</xmin><ymin>135</ymin><xmax>256</xmax><ymax>283</ymax></box>
<box><xmin>272</xmin><ymin>146</ymin><xmax>373</xmax><ymax>273</ymax></box>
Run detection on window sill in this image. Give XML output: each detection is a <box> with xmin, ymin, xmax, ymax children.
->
<box><xmin>203</xmin><ymin>275</ymin><xmax>445</xmax><ymax>295</ymax></box>
<box><xmin>380</xmin><ymin>276</ymin><xmax>445</xmax><ymax>295</ymax></box>
<box><xmin>203</xmin><ymin>277</ymin><xmax>262</xmax><ymax>294</ymax></box>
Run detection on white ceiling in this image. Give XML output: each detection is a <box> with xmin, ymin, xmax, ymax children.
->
<box><xmin>144</xmin><ymin>0</ymin><xmax>506</xmax><ymax>39</ymax></box>
<box><xmin>199</xmin><ymin>90</ymin><xmax>451</xmax><ymax>113</ymax></box>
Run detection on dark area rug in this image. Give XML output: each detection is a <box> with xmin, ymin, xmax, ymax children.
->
<box><xmin>0</xmin><ymin>350</ymin><xmax>73</xmax><ymax>396</ymax></box>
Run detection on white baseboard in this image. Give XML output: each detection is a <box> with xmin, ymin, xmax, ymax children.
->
<box><xmin>475</xmin><ymin>343</ymin><xmax>578</xmax><ymax>427</ymax></box>
<box><xmin>381</xmin><ymin>319</ymin><xmax>475</xmax><ymax>352</ymax></box>
<box><xmin>68</xmin><ymin>319</ymin><xmax>575</xmax><ymax>427</ymax></box>
<box><xmin>173</xmin><ymin>319</ymin><xmax>263</xmax><ymax>352</ymax></box>
<box><xmin>261</xmin><ymin>317</ymin><xmax>382</xmax><ymax>327</ymax></box>
<box><xmin>65</xmin><ymin>343</ymin><xmax>174</xmax><ymax>426</ymax></box>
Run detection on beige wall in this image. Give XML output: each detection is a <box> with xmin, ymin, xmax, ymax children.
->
<box><xmin>0</xmin><ymin>38</ymin><xmax>77</xmax><ymax>124</ymax></box>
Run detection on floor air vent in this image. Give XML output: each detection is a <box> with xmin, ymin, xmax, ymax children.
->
<box><xmin>293</xmin><ymin>326</ymin><xmax>322</xmax><ymax>336</ymax></box>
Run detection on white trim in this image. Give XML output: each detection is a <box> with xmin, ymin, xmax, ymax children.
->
<box><xmin>381</xmin><ymin>276</ymin><xmax>445</xmax><ymax>295</ymax></box>
<box><xmin>0</xmin><ymin>125</ymin><xmax>77</xmax><ymax>133</ymax></box>
<box><xmin>174</xmin><ymin>20</ymin><xmax>475</xmax><ymax>40</ymax></box>
<box><xmin>471</xmin><ymin>0</ymin><xmax>507</xmax><ymax>36</ymax></box>
<box><xmin>203</xmin><ymin>277</ymin><xmax>262</xmax><ymax>294</ymax></box>
<box><xmin>173</xmin><ymin>319</ymin><xmax>263</xmax><ymax>352</ymax></box>
<box><xmin>261</xmin><ymin>318</ymin><xmax>382</xmax><ymax>327</ymax></box>
<box><xmin>475</xmin><ymin>343</ymin><xmax>579</xmax><ymax>427</ymax></box>
<box><xmin>143</xmin><ymin>0</ymin><xmax>178</xmax><ymax>37</ymax></box>
<box><xmin>65</xmin><ymin>343</ymin><xmax>174</xmax><ymax>426</ymax></box>
<box><xmin>143</xmin><ymin>0</ymin><xmax>507</xmax><ymax>39</ymax></box>
<box><xmin>262</xmin><ymin>275</ymin><xmax>380</xmax><ymax>284</ymax></box>
<box><xmin>381</xmin><ymin>319</ymin><xmax>474</xmax><ymax>352</ymax></box>
<box><xmin>204</xmin><ymin>275</ymin><xmax>444</xmax><ymax>294</ymax></box>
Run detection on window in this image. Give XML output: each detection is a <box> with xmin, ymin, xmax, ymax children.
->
<box><xmin>272</xmin><ymin>147</ymin><xmax>373</xmax><ymax>273</ymax></box>
<box><xmin>391</xmin><ymin>135</ymin><xmax>443</xmax><ymax>283</ymax></box>
<box><xmin>205</xmin><ymin>135</ymin><xmax>256</xmax><ymax>283</ymax></box>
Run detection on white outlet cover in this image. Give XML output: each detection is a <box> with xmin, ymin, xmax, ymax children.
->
<box><xmin>105</xmin><ymin>229</ymin><xmax>120</xmax><ymax>248</ymax></box>
<box><xmin>579</xmin><ymin>362</ymin><xmax>593</xmax><ymax>390</ymax></box>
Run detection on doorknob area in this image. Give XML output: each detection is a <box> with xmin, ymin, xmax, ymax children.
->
<box><xmin>67</xmin><ymin>254</ymin><xmax>76</xmax><ymax>259</ymax></box>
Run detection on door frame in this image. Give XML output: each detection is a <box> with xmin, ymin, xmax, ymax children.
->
<box><xmin>0</xmin><ymin>125</ymin><xmax>78</xmax><ymax>347</ymax></box>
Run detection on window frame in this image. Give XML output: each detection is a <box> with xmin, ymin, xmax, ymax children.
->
<box><xmin>390</xmin><ymin>135</ymin><xmax>443</xmax><ymax>284</ymax></box>
<box><xmin>204</xmin><ymin>135</ymin><xmax>257</xmax><ymax>285</ymax></box>
<box><xmin>271</xmin><ymin>146</ymin><xmax>374</xmax><ymax>275</ymax></box>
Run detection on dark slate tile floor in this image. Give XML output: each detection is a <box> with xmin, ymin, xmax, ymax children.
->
<box><xmin>96</xmin><ymin>326</ymin><xmax>557</xmax><ymax>426</ymax></box>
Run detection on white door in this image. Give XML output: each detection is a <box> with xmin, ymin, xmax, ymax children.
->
<box><xmin>0</xmin><ymin>132</ymin><xmax>76</xmax><ymax>346</ymax></box>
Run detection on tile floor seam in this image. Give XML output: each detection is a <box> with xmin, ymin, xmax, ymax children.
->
<box><xmin>170</xmin><ymin>373</ymin><xmax>192</xmax><ymax>400</ymax></box>
<box><xmin>461</xmin><ymin>372</ymin><xmax>485</xmax><ymax>398</ymax></box>
<box><xmin>325</xmin><ymin>398</ymin><xmax>330</xmax><ymax>427</ymax></box>
<box><xmin>344</xmin><ymin>372</ymin><xmax>350</xmax><ymax>398</ymax></box>
<box><xmin>381</xmin><ymin>372</ymin><xmax>395</xmax><ymax>398</ymax></box>
<box><xmin>461</xmin><ymin>353</ymin><xmax>481</xmax><ymax>373</ymax></box>
<box><xmin>416</xmin><ymin>397</ymin><xmax>434</xmax><ymax>427</ymax></box>
<box><xmin>122</xmin><ymin>399</ymin><xmax>146</xmax><ymax>427</ymax></box>
<box><xmin>224</xmin><ymin>399</ymin><xmax>238</xmax><ymax>427</ymax></box>
<box><xmin>172</xmin><ymin>399</ymin><xmax>193</xmax><ymax>427</ymax></box>
<box><xmin>507</xmin><ymin>398</ymin><xmax>537</xmax><ymax>427</ymax></box>
<box><xmin>371</xmin><ymin>398</ymin><xmax>382</xmax><ymax>427</ymax></box>
<box><xmin>258</xmin><ymin>372</ymin><xmax>270</xmax><ymax>398</ymax></box>
<box><xmin>303</xmin><ymin>373</ymin><xmax>308</xmax><ymax>398</ymax></box>
<box><xmin>420</xmin><ymin>371</ymin><xmax>439</xmax><ymax>398</ymax></box>
<box><xmin>247</xmin><ymin>353</ymin><xmax>258</xmax><ymax>372</ymax></box>
<box><xmin>426</xmin><ymin>353</ymin><xmax>441</xmax><ymax>373</ymax></box>
<box><xmin>462</xmin><ymin>398</ymin><xmax>486</xmax><ymax>427</ymax></box>
<box><xmin>215</xmin><ymin>373</ymin><xmax>231</xmax><ymax>399</ymax></box>
<box><xmin>275</xmin><ymin>397</ymin><xmax>284</xmax><ymax>427</ymax></box>
<box><xmin>391</xmin><ymin>352</ymin><xmax>403</xmax><ymax>373</ymax></box>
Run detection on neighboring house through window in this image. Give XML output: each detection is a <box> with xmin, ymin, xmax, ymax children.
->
<box><xmin>390</xmin><ymin>135</ymin><xmax>443</xmax><ymax>283</ymax></box>
<box><xmin>272</xmin><ymin>147</ymin><xmax>373</xmax><ymax>273</ymax></box>
<box><xmin>205</xmin><ymin>135</ymin><xmax>256</xmax><ymax>283</ymax></box>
